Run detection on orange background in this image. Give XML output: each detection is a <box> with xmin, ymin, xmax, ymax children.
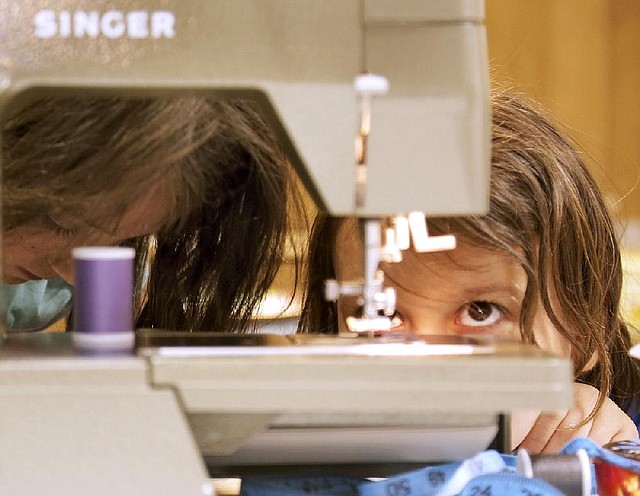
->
<box><xmin>487</xmin><ymin>0</ymin><xmax>640</xmax><ymax>225</ymax></box>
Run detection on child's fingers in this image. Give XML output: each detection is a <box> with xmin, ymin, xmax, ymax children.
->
<box><xmin>587</xmin><ymin>400</ymin><xmax>639</xmax><ymax>444</ymax></box>
<box><xmin>516</xmin><ymin>411</ymin><xmax>568</xmax><ymax>454</ymax></box>
<box><xmin>537</xmin><ymin>406</ymin><xmax>599</xmax><ymax>454</ymax></box>
<box><xmin>513</xmin><ymin>385</ymin><xmax>638</xmax><ymax>455</ymax></box>
<box><xmin>613</xmin><ymin>423</ymin><xmax>640</xmax><ymax>442</ymax></box>
<box><xmin>517</xmin><ymin>405</ymin><xmax>596</xmax><ymax>454</ymax></box>
<box><xmin>510</xmin><ymin>410</ymin><xmax>542</xmax><ymax>451</ymax></box>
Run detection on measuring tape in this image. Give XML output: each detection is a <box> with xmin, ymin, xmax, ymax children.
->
<box><xmin>240</xmin><ymin>451</ymin><xmax>514</xmax><ymax>496</ymax></box>
<box><xmin>238</xmin><ymin>439</ymin><xmax>609</xmax><ymax>496</ymax></box>
<box><xmin>457</xmin><ymin>473</ymin><xmax>565</xmax><ymax>496</ymax></box>
<box><xmin>359</xmin><ymin>450</ymin><xmax>510</xmax><ymax>496</ymax></box>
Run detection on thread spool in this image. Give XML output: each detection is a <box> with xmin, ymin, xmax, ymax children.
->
<box><xmin>71</xmin><ymin>246</ymin><xmax>135</xmax><ymax>352</ymax></box>
<box><xmin>517</xmin><ymin>448</ymin><xmax>591</xmax><ymax>496</ymax></box>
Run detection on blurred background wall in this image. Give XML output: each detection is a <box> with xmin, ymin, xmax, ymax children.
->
<box><xmin>487</xmin><ymin>0</ymin><xmax>640</xmax><ymax>224</ymax></box>
<box><xmin>486</xmin><ymin>0</ymin><xmax>640</xmax><ymax>334</ymax></box>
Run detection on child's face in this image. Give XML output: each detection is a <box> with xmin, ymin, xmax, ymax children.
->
<box><xmin>2</xmin><ymin>182</ymin><xmax>172</xmax><ymax>285</ymax></box>
<box><xmin>333</xmin><ymin>219</ymin><xmax>571</xmax><ymax>358</ymax></box>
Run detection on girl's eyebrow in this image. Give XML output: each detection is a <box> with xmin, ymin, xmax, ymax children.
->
<box><xmin>385</xmin><ymin>269</ymin><xmax>525</xmax><ymax>303</ymax></box>
<box><xmin>459</xmin><ymin>284</ymin><xmax>525</xmax><ymax>300</ymax></box>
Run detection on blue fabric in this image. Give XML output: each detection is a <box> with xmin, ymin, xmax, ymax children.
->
<box><xmin>3</xmin><ymin>278</ymin><xmax>73</xmax><ymax>332</ymax></box>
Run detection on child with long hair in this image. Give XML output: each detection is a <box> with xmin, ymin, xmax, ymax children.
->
<box><xmin>299</xmin><ymin>90</ymin><xmax>640</xmax><ymax>453</ymax></box>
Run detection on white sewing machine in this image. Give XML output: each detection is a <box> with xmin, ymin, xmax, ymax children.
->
<box><xmin>0</xmin><ymin>1</ymin><xmax>572</xmax><ymax>495</ymax></box>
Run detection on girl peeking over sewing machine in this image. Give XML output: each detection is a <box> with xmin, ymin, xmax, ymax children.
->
<box><xmin>299</xmin><ymin>90</ymin><xmax>640</xmax><ymax>454</ymax></box>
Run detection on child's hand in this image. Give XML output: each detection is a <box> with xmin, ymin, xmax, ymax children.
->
<box><xmin>511</xmin><ymin>383</ymin><xmax>639</xmax><ymax>454</ymax></box>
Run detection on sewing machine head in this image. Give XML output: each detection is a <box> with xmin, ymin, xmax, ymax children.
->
<box><xmin>0</xmin><ymin>0</ymin><xmax>491</xmax><ymax>335</ymax></box>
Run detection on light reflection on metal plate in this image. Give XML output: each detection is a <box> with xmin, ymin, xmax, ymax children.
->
<box><xmin>136</xmin><ymin>329</ymin><xmax>497</xmax><ymax>358</ymax></box>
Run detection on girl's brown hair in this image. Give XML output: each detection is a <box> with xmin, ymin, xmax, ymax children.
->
<box><xmin>300</xmin><ymin>90</ymin><xmax>640</xmax><ymax>415</ymax></box>
<box><xmin>2</xmin><ymin>96</ymin><xmax>303</xmax><ymax>332</ymax></box>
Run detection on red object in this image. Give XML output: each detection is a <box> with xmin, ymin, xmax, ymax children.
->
<box><xmin>595</xmin><ymin>440</ymin><xmax>640</xmax><ymax>496</ymax></box>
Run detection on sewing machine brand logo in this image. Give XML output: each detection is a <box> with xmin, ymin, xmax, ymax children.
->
<box><xmin>33</xmin><ymin>10</ymin><xmax>176</xmax><ymax>39</ymax></box>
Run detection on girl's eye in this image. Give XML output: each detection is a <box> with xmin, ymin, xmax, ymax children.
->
<box><xmin>456</xmin><ymin>301</ymin><xmax>503</xmax><ymax>328</ymax></box>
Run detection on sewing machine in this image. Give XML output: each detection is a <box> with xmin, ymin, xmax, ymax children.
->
<box><xmin>0</xmin><ymin>1</ymin><xmax>572</xmax><ymax>495</ymax></box>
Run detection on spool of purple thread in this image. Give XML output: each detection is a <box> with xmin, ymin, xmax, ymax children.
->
<box><xmin>72</xmin><ymin>247</ymin><xmax>135</xmax><ymax>351</ymax></box>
